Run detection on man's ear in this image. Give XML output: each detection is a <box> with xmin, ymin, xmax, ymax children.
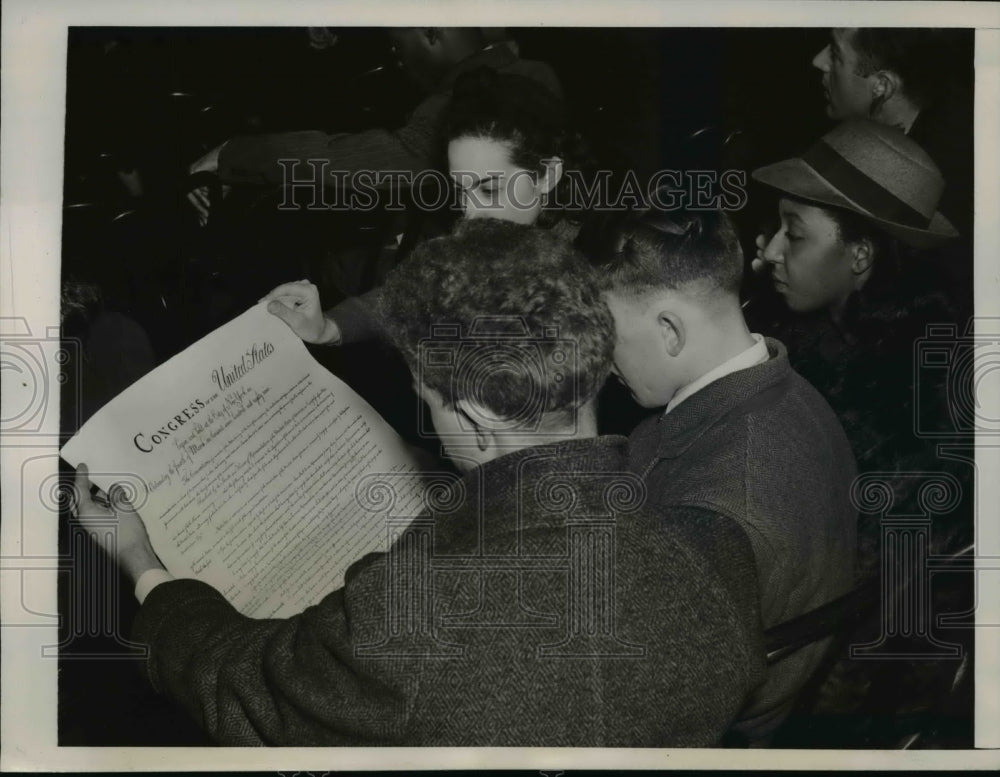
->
<box><xmin>850</xmin><ymin>238</ymin><xmax>875</xmax><ymax>279</ymax></box>
<box><xmin>871</xmin><ymin>70</ymin><xmax>901</xmax><ymax>113</ymax></box>
<box><xmin>537</xmin><ymin>156</ymin><xmax>564</xmax><ymax>196</ymax></box>
<box><xmin>656</xmin><ymin>308</ymin><xmax>685</xmax><ymax>358</ymax></box>
<box><xmin>455</xmin><ymin>398</ymin><xmax>503</xmax><ymax>452</ymax></box>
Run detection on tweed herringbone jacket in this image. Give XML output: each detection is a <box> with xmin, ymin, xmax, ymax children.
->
<box><xmin>133</xmin><ymin>436</ymin><xmax>766</xmax><ymax>746</ymax></box>
<box><xmin>627</xmin><ymin>338</ymin><xmax>858</xmax><ymax>741</ymax></box>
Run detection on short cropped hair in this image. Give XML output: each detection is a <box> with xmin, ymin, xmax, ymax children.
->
<box><xmin>590</xmin><ymin>206</ymin><xmax>745</xmax><ymax>297</ymax></box>
<box><xmin>851</xmin><ymin>28</ymin><xmax>966</xmax><ymax>109</ymax></box>
<box><xmin>378</xmin><ymin>219</ymin><xmax>614</xmax><ymax>428</ymax></box>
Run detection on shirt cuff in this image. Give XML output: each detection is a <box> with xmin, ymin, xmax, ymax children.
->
<box><xmin>134</xmin><ymin>568</ymin><xmax>176</xmax><ymax>603</ymax></box>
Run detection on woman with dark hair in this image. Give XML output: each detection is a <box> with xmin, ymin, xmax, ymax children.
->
<box><xmin>259</xmin><ymin>70</ymin><xmax>590</xmax><ymax>449</ymax></box>
<box><xmin>750</xmin><ymin>119</ymin><xmax>968</xmax><ymax>574</ymax></box>
<box><xmin>264</xmin><ymin>68</ymin><xmax>586</xmax><ymax>348</ymax></box>
<box><xmin>444</xmin><ymin>66</ymin><xmax>588</xmax><ymax>236</ymax></box>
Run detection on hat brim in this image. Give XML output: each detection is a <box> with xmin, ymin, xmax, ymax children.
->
<box><xmin>752</xmin><ymin>158</ymin><xmax>959</xmax><ymax>249</ymax></box>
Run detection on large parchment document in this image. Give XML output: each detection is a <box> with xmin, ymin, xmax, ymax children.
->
<box><xmin>61</xmin><ymin>303</ymin><xmax>426</xmax><ymax>618</ymax></box>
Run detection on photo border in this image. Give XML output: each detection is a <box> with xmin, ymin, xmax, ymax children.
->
<box><xmin>2</xmin><ymin>0</ymin><xmax>998</xmax><ymax>770</ymax></box>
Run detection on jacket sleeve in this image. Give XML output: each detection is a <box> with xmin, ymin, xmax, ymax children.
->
<box><xmin>131</xmin><ymin>553</ymin><xmax>416</xmax><ymax>746</ymax></box>
<box><xmin>218</xmin><ymin>94</ymin><xmax>448</xmax><ymax>187</ymax></box>
<box><xmin>325</xmin><ymin>287</ymin><xmax>384</xmax><ymax>345</ymax></box>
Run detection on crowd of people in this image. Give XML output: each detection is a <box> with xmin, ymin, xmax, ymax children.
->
<box><xmin>66</xmin><ymin>26</ymin><xmax>975</xmax><ymax>748</ymax></box>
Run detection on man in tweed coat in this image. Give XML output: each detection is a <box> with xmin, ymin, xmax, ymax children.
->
<box><xmin>593</xmin><ymin>206</ymin><xmax>858</xmax><ymax>744</ymax></box>
<box><xmin>73</xmin><ymin>220</ymin><xmax>766</xmax><ymax>746</ymax></box>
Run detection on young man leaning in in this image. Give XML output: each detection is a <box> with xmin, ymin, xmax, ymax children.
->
<box><xmin>73</xmin><ymin>219</ymin><xmax>765</xmax><ymax>747</ymax></box>
<box><xmin>591</xmin><ymin>205</ymin><xmax>858</xmax><ymax>744</ymax></box>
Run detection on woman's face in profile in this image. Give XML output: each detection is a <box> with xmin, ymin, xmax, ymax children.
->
<box><xmin>760</xmin><ymin>198</ymin><xmax>859</xmax><ymax>315</ymax></box>
<box><xmin>448</xmin><ymin>135</ymin><xmax>549</xmax><ymax>225</ymax></box>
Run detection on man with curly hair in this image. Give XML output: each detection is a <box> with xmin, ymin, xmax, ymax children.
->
<box><xmin>73</xmin><ymin>219</ymin><xmax>766</xmax><ymax>746</ymax></box>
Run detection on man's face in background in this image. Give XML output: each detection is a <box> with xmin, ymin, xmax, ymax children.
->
<box><xmin>812</xmin><ymin>28</ymin><xmax>876</xmax><ymax>120</ymax></box>
<box><xmin>387</xmin><ymin>29</ymin><xmax>447</xmax><ymax>91</ymax></box>
<box><xmin>388</xmin><ymin>28</ymin><xmax>476</xmax><ymax>92</ymax></box>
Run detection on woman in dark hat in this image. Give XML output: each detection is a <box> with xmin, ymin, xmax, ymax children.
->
<box><xmin>748</xmin><ymin>120</ymin><xmax>974</xmax><ymax>744</ymax></box>
<box><xmin>752</xmin><ymin>119</ymin><xmax>959</xmax><ymax>320</ymax></box>
<box><xmin>750</xmin><ymin>119</ymin><xmax>969</xmax><ymax>575</ymax></box>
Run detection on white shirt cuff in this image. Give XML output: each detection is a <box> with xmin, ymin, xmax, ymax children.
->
<box><xmin>134</xmin><ymin>568</ymin><xmax>176</xmax><ymax>604</ymax></box>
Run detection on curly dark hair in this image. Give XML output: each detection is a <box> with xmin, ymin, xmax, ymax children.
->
<box><xmin>443</xmin><ymin>67</ymin><xmax>593</xmax><ymax>227</ymax></box>
<box><xmin>588</xmin><ymin>205</ymin><xmax>745</xmax><ymax>297</ymax></box>
<box><xmin>377</xmin><ymin>219</ymin><xmax>614</xmax><ymax>428</ymax></box>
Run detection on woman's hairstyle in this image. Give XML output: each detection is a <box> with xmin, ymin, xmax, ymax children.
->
<box><xmin>378</xmin><ymin>219</ymin><xmax>614</xmax><ymax>430</ymax></box>
<box><xmin>443</xmin><ymin>68</ymin><xmax>594</xmax><ymax>225</ymax></box>
<box><xmin>444</xmin><ymin>67</ymin><xmax>569</xmax><ymax>174</ymax></box>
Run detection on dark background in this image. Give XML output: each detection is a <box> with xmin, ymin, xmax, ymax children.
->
<box><xmin>57</xmin><ymin>27</ymin><xmax>974</xmax><ymax>748</ymax></box>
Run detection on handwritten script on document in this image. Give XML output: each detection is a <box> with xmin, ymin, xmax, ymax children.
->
<box><xmin>61</xmin><ymin>303</ymin><xmax>427</xmax><ymax>618</ymax></box>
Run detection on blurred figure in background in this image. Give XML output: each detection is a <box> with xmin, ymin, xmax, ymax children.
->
<box><xmin>187</xmin><ymin>28</ymin><xmax>561</xmax><ymax>223</ymax></box>
<box><xmin>811</xmin><ymin>28</ymin><xmax>972</xmax><ymax>237</ymax></box>
<box><xmin>60</xmin><ymin>278</ymin><xmax>156</xmax><ymax>434</ymax></box>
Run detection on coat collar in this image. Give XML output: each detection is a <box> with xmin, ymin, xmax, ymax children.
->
<box><xmin>633</xmin><ymin>337</ymin><xmax>793</xmax><ymax>463</ymax></box>
<box><xmin>437</xmin><ymin>436</ymin><xmax>633</xmax><ymax>536</ymax></box>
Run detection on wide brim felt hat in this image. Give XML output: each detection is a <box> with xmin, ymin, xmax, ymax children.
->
<box><xmin>752</xmin><ymin>119</ymin><xmax>959</xmax><ymax>249</ymax></box>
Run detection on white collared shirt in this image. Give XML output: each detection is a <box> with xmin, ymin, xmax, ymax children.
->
<box><xmin>665</xmin><ymin>334</ymin><xmax>770</xmax><ymax>415</ymax></box>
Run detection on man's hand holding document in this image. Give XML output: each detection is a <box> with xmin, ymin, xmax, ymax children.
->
<box><xmin>61</xmin><ymin>302</ymin><xmax>427</xmax><ymax>618</ymax></box>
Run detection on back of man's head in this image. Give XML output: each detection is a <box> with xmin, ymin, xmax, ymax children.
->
<box><xmin>592</xmin><ymin>206</ymin><xmax>745</xmax><ymax>302</ymax></box>
<box><xmin>379</xmin><ymin>219</ymin><xmax>614</xmax><ymax>431</ymax></box>
<box><xmin>586</xmin><ymin>207</ymin><xmax>752</xmax><ymax>409</ymax></box>
<box><xmin>851</xmin><ymin>28</ymin><xmax>965</xmax><ymax>110</ymax></box>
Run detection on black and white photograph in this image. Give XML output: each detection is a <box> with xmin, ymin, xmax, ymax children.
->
<box><xmin>2</xmin><ymin>0</ymin><xmax>999</xmax><ymax>770</ymax></box>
